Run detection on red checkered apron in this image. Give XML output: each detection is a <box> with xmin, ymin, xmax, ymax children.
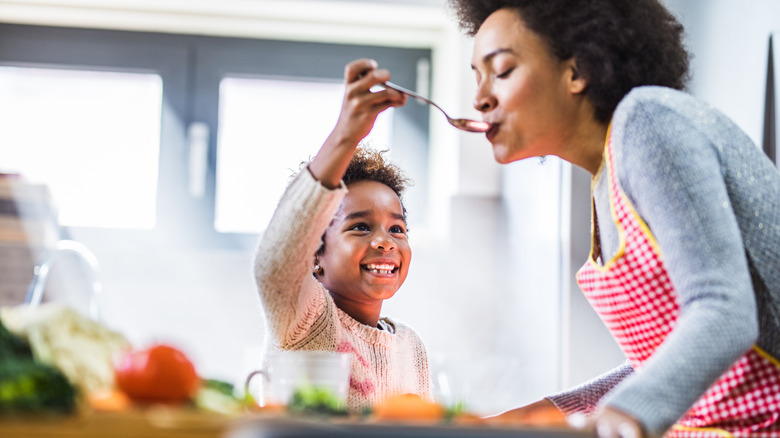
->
<box><xmin>576</xmin><ymin>135</ymin><xmax>780</xmax><ymax>437</ymax></box>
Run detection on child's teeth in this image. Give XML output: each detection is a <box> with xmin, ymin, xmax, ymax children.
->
<box><xmin>367</xmin><ymin>264</ymin><xmax>394</xmax><ymax>274</ymax></box>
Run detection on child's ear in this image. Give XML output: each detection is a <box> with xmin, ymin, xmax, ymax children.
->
<box><xmin>313</xmin><ymin>257</ymin><xmax>323</xmax><ymax>276</ymax></box>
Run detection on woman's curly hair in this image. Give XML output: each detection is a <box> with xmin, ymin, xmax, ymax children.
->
<box><xmin>447</xmin><ymin>0</ymin><xmax>691</xmax><ymax>123</ymax></box>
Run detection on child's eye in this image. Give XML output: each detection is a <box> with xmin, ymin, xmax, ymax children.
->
<box><xmin>349</xmin><ymin>223</ymin><xmax>369</xmax><ymax>232</ymax></box>
<box><xmin>390</xmin><ymin>225</ymin><xmax>406</xmax><ymax>234</ymax></box>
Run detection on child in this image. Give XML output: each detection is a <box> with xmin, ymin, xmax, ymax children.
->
<box><xmin>253</xmin><ymin>58</ymin><xmax>432</xmax><ymax>414</ymax></box>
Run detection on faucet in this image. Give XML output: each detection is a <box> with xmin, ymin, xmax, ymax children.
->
<box><xmin>24</xmin><ymin>239</ymin><xmax>103</xmax><ymax>322</ymax></box>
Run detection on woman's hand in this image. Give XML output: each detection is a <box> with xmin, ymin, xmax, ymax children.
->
<box><xmin>569</xmin><ymin>406</ymin><xmax>646</xmax><ymax>438</ymax></box>
<box><xmin>309</xmin><ymin>58</ymin><xmax>406</xmax><ymax>188</ymax></box>
<box><xmin>483</xmin><ymin>399</ymin><xmax>567</xmax><ymax>426</ymax></box>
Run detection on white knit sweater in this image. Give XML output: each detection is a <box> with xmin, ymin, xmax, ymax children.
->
<box><xmin>253</xmin><ymin>169</ymin><xmax>432</xmax><ymax>414</ymax></box>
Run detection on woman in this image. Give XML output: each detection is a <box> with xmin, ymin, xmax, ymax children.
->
<box><xmin>448</xmin><ymin>0</ymin><xmax>780</xmax><ymax>437</ymax></box>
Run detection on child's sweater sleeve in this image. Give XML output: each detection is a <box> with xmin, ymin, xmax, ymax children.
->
<box><xmin>253</xmin><ymin>169</ymin><xmax>347</xmax><ymax>347</ymax></box>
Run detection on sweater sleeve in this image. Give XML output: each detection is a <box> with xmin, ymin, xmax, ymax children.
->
<box><xmin>546</xmin><ymin>362</ymin><xmax>634</xmax><ymax>415</ymax></box>
<box><xmin>600</xmin><ymin>87</ymin><xmax>759</xmax><ymax>436</ymax></box>
<box><xmin>253</xmin><ymin>169</ymin><xmax>347</xmax><ymax>347</ymax></box>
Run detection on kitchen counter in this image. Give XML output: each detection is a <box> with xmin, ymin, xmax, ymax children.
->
<box><xmin>0</xmin><ymin>407</ymin><xmax>232</xmax><ymax>438</ymax></box>
<box><xmin>227</xmin><ymin>417</ymin><xmax>593</xmax><ymax>438</ymax></box>
<box><xmin>0</xmin><ymin>408</ymin><xmax>595</xmax><ymax>438</ymax></box>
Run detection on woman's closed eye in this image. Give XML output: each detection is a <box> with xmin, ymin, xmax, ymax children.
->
<box><xmin>496</xmin><ymin>66</ymin><xmax>515</xmax><ymax>79</ymax></box>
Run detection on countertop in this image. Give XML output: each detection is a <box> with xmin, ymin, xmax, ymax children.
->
<box><xmin>0</xmin><ymin>408</ymin><xmax>595</xmax><ymax>438</ymax></box>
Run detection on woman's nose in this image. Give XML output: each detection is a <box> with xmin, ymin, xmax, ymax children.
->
<box><xmin>473</xmin><ymin>82</ymin><xmax>496</xmax><ymax>113</ymax></box>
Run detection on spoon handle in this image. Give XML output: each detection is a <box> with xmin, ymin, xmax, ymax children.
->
<box><xmin>382</xmin><ymin>81</ymin><xmax>489</xmax><ymax>133</ymax></box>
<box><xmin>382</xmin><ymin>81</ymin><xmax>441</xmax><ymax>112</ymax></box>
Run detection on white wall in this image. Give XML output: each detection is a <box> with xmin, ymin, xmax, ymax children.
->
<box><xmin>664</xmin><ymin>0</ymin><xmax>778</xmax><ymax>147</ymax></box>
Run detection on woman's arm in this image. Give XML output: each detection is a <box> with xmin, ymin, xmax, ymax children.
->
<box><xmin>485</xmin><ymin>398</ymin><xmax>567</xmax><ymax>426</ymax></box>
<box><xmin>596</xmin><ymin>88</ymin><xmax>759</xmax><ymax>436</ymax></box>
<box><xmin>486</xmin><ymin>362</ymin><xmax>633</xmax><ymax>425</ymax></box>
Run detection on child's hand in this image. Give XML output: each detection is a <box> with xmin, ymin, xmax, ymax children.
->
<box><xmin>328</xmin><ymin>58</ymin><xmax>407</xmax><ymax>149</ymax></box>
<box><xmin>309</xmin><ymin>59</ymin><xmax>407</xmax><ymax>188</ymax></box>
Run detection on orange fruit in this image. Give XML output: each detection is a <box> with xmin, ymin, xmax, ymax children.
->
<box><xmin>373</xmin><ymin>394</ymin><xmax>445</xmax><ymax>422</ymax></box>
<box><xmin>87</xmin><ymin>389</ymin><xmax>132</xmax><ymax>412</ymax></box>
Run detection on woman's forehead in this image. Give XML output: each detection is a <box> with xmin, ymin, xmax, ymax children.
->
<box><xmin>473</xmin><ymin>9</ymin><xmax>546</xmax><ymax>62</ymax></box>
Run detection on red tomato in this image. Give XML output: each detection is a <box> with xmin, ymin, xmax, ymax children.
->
<box><xmin>114</xmin><ymin>344</ymin><xmax>200</xmax><ymax>403</ymax></box>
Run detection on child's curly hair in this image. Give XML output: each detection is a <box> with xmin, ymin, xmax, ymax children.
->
<box><xmin>311</xmin><ymin>145</ymin><xmax>412</xmax><ymax>260</ymax></box>
<box><xmin>342</xmin><ymin>146</ymin><xmax>411</xmax><ymax>219</ymax></box>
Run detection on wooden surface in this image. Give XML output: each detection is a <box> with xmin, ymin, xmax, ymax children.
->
<box><xmin>0</xmin><ymin>409</ymin><xmax>594</xmax><ymax>438</ymax></box>
<box><xmin>0</xmin><ymin>407</ymin><xmax>237</xmax><ymax>438</ymax></box>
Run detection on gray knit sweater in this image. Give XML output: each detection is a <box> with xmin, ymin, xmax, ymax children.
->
<box><xmin>547</xmin><ymin>86</ymin><xmax>780</xmax><ymax>436</ymax></box>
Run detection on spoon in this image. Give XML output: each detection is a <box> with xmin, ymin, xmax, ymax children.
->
<box><xmin>381</xmin><ymin>81</ymin><xmax>490</xmax><ymax>133</ymax></box>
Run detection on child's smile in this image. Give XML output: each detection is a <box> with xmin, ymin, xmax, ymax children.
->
<box><xmin>362</xmin><ymin>262</ymin><xmax>399</xmax><ymax>276</ymax></box>
<box><xmin>317</xmin><ymin>180</ymin><xmax>411</xmax><ymax>323</ymax></box>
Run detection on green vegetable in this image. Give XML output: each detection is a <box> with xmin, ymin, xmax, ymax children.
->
<box><xmin>201</xmin><ymin>379</ymin><xmax>235</xmax><ymax>397</ymax></box>
<box><xmin>194</xmin><ymin>379</ymin><xmax>246</xmax><ymax>415</ymax></box>
<box><xmin>0</xmin><ymin>318</ymin><xmax>76</xmax><ymax>414</ymax></box>
<box><xmin>0</xmin><ymin>359</ymin><xmax>76</xmax><ymax>414</ymax></box>
<box><xmin>444</xmin><ymin>400</ymin><xmax>467</xmax><ymax>422</ymax></box>
<box><xmin>288</xmin><ymin>384</ymin><xmax>346</xmax><ymax>416</ymax></box>
<box><xmin>0</xmin><ymin>319</ymin><xmax>32</xmax><ymax>359</ymax></box>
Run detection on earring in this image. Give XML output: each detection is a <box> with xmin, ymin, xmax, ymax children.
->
<box><xmin>313</xmin><ymin>264</ymin><xmax>323</xmax><ymax>276</ymax></box>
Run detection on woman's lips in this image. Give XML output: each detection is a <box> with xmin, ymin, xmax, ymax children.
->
<box><xmin>485</xmin><ymin>123</ymin><xmax>499</xmax><ymax>141</ymax></box>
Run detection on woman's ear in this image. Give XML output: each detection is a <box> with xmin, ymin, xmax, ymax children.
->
<box><xmin>566</xmin><ymin>58</ymin><xmax>587</xmax><ymax>94</ymax></box>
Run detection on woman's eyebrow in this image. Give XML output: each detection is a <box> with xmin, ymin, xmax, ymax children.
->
<box><xmin>471</xmin><ymin>48</ymin><xmax>515</xmax><ymax>70</ymax></box>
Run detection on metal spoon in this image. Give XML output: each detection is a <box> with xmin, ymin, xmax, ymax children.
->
<box><xmin>381</xmin><ymin>81</ymin><xmax>490</xmax><ymax>133</ymax></box>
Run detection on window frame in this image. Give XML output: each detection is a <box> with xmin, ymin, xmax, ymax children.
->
<box><xmin>0</xmin><ymin>23</ymin><xmax>431</xmax><ymax>251</ymax></box>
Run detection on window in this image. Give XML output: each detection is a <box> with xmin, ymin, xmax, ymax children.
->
<box><xmin>0</xmin><ymin>24</ymin><xmax>430</xmax><ymax>249</ymax></box>
<box><xmin>0</xmin><ymin>66</ymin><xmax>162</xmax><ymax>229</ymax></box>
<box><xmin>215</xmin><ymin>76</ymin><xmax>393</xmax><ymax>234</ymax></box>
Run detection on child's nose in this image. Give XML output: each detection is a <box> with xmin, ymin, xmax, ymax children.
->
<box><xmin>371</xmin><ymin>234</ymin><xmax>395</xmax><ymax>251</ymax></box>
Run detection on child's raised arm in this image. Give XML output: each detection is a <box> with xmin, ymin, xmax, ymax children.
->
<box><xmin>308</xmin><ymin>58</ymin><xmax>406</xmax><ymax>188</ymax></box>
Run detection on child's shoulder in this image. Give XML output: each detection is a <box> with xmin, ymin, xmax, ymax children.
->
<box><xmin>380</xmin><ymin>316</ymin><xmax>425</xmax><ymax>342</ymax></box>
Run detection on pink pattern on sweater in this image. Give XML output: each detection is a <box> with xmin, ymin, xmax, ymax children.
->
<box><xmin>337</xmin><ymin>340</ymin><xmax>370</xmax><ymax>368</ymax></box>
<box><xmin>349</xmin><ymin>376</ymin><xmax>375</xmax><ymax>397</ymax></box>
<box><xmin>337</xmin><ymin>340</ymin><xmax>375</xmax><ymax>396</ymax></box>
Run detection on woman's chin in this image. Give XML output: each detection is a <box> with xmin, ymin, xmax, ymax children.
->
<box><xmin>492</xmin><ymin>145</ymin><xmax>520</xmax><ymax>164</ymax></box>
